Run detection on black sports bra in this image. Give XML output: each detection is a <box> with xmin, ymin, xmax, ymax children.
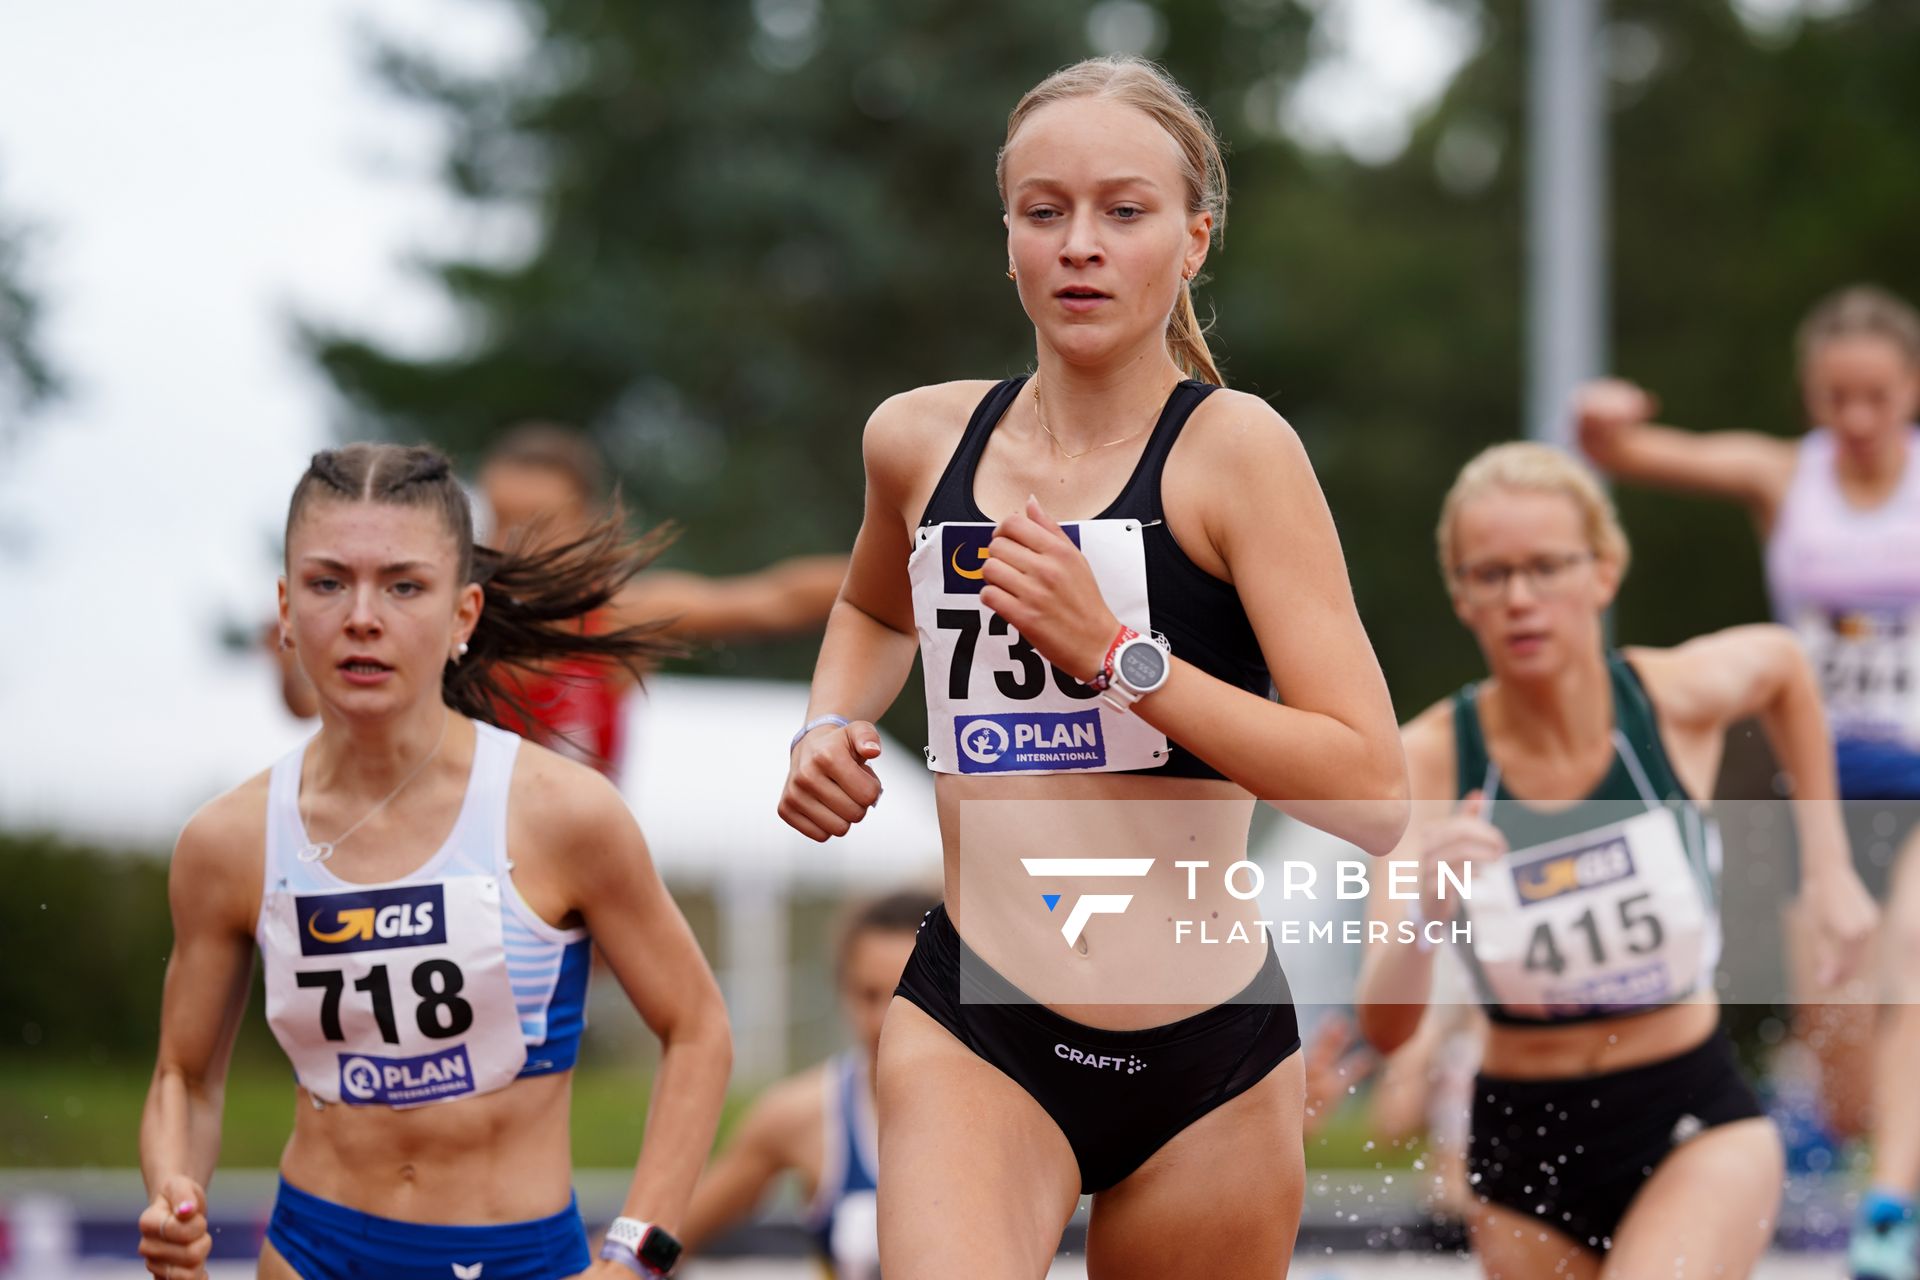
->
<box><xmin>916</xmin><ymin>376</ymin><xmax>1274</xmax><ymax>780</ymax></box>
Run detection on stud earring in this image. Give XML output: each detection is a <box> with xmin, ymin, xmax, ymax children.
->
<box><xmin>1007</xmin><ymin>265</ymin><xmax>1018</xmax><ymax>281</ymax></box>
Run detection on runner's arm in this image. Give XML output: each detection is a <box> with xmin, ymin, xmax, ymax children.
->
<box><xmin>1631</xmin><ymin>627</ymin><xmax>1847</xmax><ymax>869</ymax></box>
<box><xmin>1573</xmin><ymin>378</ymin><xmax>1795</xmax><ymax>522</ymax></box>
<box><xmin>138</xmin><ymin>793</ymin><xmax>261</xmax><ymax>1275</ymax></box>
<box><xmin>615</xmin><ymin>555</ymin><xmax>848</xmax><ymax>642</ymax></box>
<box><xmin>1145</xmin><ymin>397</ymin><xmax>1408</xmax><ymax>851</ymax></box>
<box><xmin>141</xmin><ymin>797</ymin><xmax>258</xmax><ymax>1194</ymax></box>
<box><xmin>780</xmin><ymin>393</ymin><xmax>935</xmax><ymax>840</ymax></box>
<box><xmin>680</xmin><ymin>1074</ymin><xmax>819</xmax><ymax>1252</ymax></box>
<box><xmin>800</xmin><ymin>394</ymin><xmax>926</xmax><ymax>728</ymax></box>
<box><xmin>556</xmin><ymin>770</ymin><xmax>732</xmax><ymax>1235</ymax></box>
<box><xmin>1354</xmin><ymin>714</ymin><xmax>1455</xmax><ymax>1052</ymax></box>
<box><xmin>1632</xmin><ymin>628</ymin><xmax>1876</xmax><ymax>982</ymax></box>
<box><xmin>1368</xmin><ymin>1004</ymin><xmax>1447</xmax><ymax>1144</ymax></box>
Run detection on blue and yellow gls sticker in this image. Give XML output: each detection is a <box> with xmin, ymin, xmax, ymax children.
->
<box><xmin>1512</xmin><ymin>834</ymin><xmax>1636</xmax><ymax>907</ymax></box>
<box><xmin>939</xmin><ymin>523</ymin><xmax>1081</xmax><ymax>595</ymax></box>
<box><xmin>297</xmin><ymin>884</ymin><xmax>447</xmax><ymax>956</ymax></box>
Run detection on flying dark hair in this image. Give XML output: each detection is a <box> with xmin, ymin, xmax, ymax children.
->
<box><xmin>284</xmin><ymin>442</ymin><xmax>678</xmax><ymax>729</ymax></box>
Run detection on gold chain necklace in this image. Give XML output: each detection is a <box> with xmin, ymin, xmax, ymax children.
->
<box><xmin>1030</xmin><ymin>375</ymin><xmax>1167</xmax><ymax>460</ymax></box>
<box><xmin>297</xmin><ymin>710</ymin><xmax>451</xmax><ymax>863</ymax></box>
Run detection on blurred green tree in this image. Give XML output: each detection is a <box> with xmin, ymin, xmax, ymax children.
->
<box><xmin>305</xmin><ymin>0</ymin><xmax>1920</xmax><ymax>720</ymax></box>
<box><xmin>0</xmin><ymin>180</ymin><xmax>62</xmax><ymax>449</ymax></box>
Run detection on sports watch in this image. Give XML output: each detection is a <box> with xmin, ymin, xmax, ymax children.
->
<box><xmin>601</xmin><ymin>1217</ymin><xmax>684</xmax><ymax>1276</ymax></box>
<box><xmin>1092</xmin><ymin>626</ymin><xmax>1172</xmax><ymax>712</ymax></box>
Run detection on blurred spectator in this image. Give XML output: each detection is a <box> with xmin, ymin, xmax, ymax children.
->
<box><xmin>681</xmin><ymin>889</ymin><xmax>938</xmax><ymax>1280</ymax></box>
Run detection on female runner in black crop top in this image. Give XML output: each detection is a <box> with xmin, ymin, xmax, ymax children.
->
<box><xmin>776</xmin><ymin>56</ymin><xmax>1407</xmax><ymax>1280</ymax></box>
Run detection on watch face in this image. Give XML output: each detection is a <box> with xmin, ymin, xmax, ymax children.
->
<box><xmin>639</xmin><ymin>1226</ymin><xmax>684</xmax><ymax>1271</ymax></box>
<box><xmin>1118</xmin><ymin>640</ymin><xmax>1166</xmax><ymax>690</ymax></box>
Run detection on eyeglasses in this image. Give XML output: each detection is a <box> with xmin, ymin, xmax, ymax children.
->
<box><xmin>1451</xmin><ymin>551</ymin><xmax>1596</xmax><ymax>604</ymax></box>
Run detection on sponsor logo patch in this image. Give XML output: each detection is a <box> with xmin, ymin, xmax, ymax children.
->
<box><xmin>956</xmin><ymin>711</ymin><xmax>1105</xmax><ymax>773</ymax></box>
<box><xmin>298</xmin><ymin>884</ymin><xmax>447</xmax><ymax>956</ymax></box>
<box><xmin>338</xmin><ymin>1045</ymin><xmax>475</xmax><ymax>1106</ymax></box>
<box><xmin>939</xmin><ymin>523</ymin><xmax>1080</xmax><ymax>595</ymax></box>
<box><xmin>1511</xmin><ymin>835</ymin><xmax>1635</xmax><ymax>906</ymax></box>
<box><xmin>1543</xmin><ymin>960</ymin><xmax>1671</xmax><ymax>1014</ymax></box>
<box><xmin>1054</xmin><ymin>1043</ymin><xmax>1148</xmax><ymax>1074</ymax></box>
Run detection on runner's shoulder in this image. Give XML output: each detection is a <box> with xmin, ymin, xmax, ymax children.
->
<box><xmin>1180</xmin><ymin>387</ymin><xmax>1304</xmax><ymax>469</ymax></box>
<box><xmin>172</xmin><ymin>770</ymin><xmax>272</xmax><ymax>916</ymax></box>
<box><xmin>863</xmin><ymin>380</ymin><xmax>998</xmax><ymax>477</ymax></box>
<box><xmin>177</xmin><ymin>770</ymin><xmax>270</xmax><ymax>862</ymax></box>
<box><xmin>508</xmin><ymin>735</ymin><xmax>637</xmax><ymax>856</ymax></box>
<box><xmin>1621</xmin><ymin>626</ymin><xmax>1800</xmax><ymax>728</ymax></box>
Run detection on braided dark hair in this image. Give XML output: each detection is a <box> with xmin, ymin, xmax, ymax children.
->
<box><xmin>285</xmin><ymin>442</ymin><xmax>679</xmax><ymax>729</ymax></box>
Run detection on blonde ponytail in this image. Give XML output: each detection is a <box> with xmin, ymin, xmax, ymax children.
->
<box><xmin>1168</xmin><ymin>281</ymin><xmax>1223</xmax><ymax>386</ymax></box>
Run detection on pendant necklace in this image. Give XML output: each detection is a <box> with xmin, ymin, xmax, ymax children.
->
<box><xmin>297</xmin><ymin>710</ymin><xmax>451</xmax><ymax>863</ymax></box>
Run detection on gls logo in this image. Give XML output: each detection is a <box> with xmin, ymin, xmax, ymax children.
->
<box><xmin>941</xmin><ymin>523</ymin><xmax>1081</xmax><ymax>595</ymax></box>
<box><xmin>298</xmin><ymin>884</ymin><xmax>448</xmax><ymax>956</ymax></box>
<box><xmin>1022</xmin><ymin>857</ymin><xmax>1154</xmax><ymax>946</ymax></box>
<box><xmin>1512</xmin><ymin>834</ymin><xmax>1636</xmax><ymax>907</ymax></box>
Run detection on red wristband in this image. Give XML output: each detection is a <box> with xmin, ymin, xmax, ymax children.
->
<box><xmin>1086</xmin><ymin>625</ymin><xmax>1138</xmax><ymax>692</ymax></box>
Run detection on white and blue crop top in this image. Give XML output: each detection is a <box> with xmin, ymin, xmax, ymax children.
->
<box><xmin>255</xmin><ymin>720</ymin><xmax>590</xmax><ymax>1107</ymax></box>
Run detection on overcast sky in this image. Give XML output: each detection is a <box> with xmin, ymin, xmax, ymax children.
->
<box><xmin>0</xmin><ymin>0</ymin><xmax>1477</xmax><ymax>844</ymax></box>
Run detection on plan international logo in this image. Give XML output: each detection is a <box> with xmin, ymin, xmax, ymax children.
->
<box><xmin>338</xmin><ymin>1045</ymin><xmax>475</xmax><ymax>1106</ymax></box>
<box><xmin>956</xmin><ymin>711</ymin><xmax>1105</xmax><ymax>773</ymax></box>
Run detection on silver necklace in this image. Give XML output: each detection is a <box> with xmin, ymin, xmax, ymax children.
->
<box><xmin>1030</xmin><ymin>375</ymin><xmax>1166</xmax><ymax>460</ymax></box>
<box><xmin>297</xmin><ymin>711</ymin><xmax>451</xmax><ymax>863</ymax></box>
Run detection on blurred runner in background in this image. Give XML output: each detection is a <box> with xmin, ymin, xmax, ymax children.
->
<box><xmin>681</xmin><ymin>889</ymin><xmax>938</xmax><ymax>1280</ymax></box>
<box><xmin>1359</xmin><ymin>442</ymin><xmax>1874</xmax><ymax>1278</ymax></box>
<box><xmin>1577</xmin><ymin>285</ymin><xmax>1920</xmax><ymax>1280</ymax></box>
